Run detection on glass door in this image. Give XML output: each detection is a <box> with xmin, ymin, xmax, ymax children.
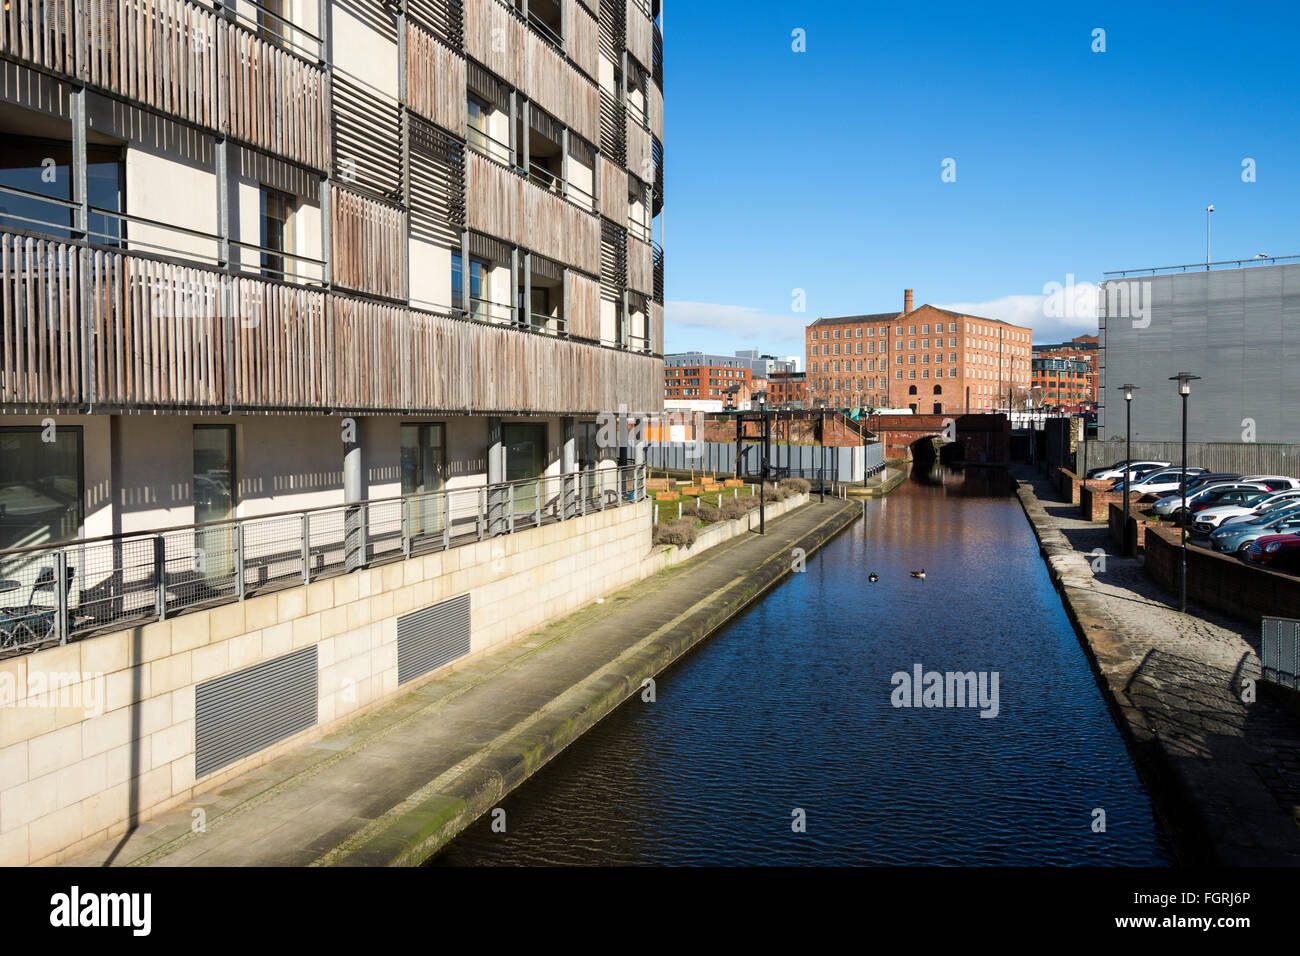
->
<box><xmin>193</xmin><ymin>426</ymin><xmax>235</xmax><ymax>579</ymax></box>
<box><xmin>401</xmin><ymin>423</ymin><xmax>446</xmax><ymax>536</ymax></box>
<box><xmin>577</xmin><ymin>421</ymin><xmax>599</xmax><ymax>506</ymax></box>
<box><xmin>503</xmin><ymin>423</ymin><xmax>547</xmax><ymax>515</ymax></box>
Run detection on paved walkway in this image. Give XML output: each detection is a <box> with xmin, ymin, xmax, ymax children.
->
<box><xmin>1014</xmin><ymin>465</ymin><xmax>1300</xmax><ymax>865</ymax></box>
<box><xmin>67</xmin><ymin>499</ymin><xmax>859</xmax><ymax>867</ymax></box>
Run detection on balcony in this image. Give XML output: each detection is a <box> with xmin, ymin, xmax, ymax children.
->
<box><xmin>0</xmin><ymin>0</ymin><xmax>330</xmax><ymax>171</ymax></box>
<box><xmin>464</xmin><ymin>0</ymin><xmax>598</xmax><ymax>144</ymax></box>
<box><xmin>0</xmin><ymin>227</ymin><xmax>660</xmax><ymax>414</ymax></box>
<box><xmin>0</xmin><ymin>465</ymin><xmax>648</xmax><ymax>655</ymax></box>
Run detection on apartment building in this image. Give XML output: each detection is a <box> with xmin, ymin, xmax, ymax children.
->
<box><xmin>663</xmin><ymin>352</ymin><xmax>751</xmax><ymax>402</ymax></box>
<box><xmin>1032</xmin><ymin>335</ymin><xmax>1098</xmax><ymax>410</ymax></box>
<box><xmin>805</xmin><ymin>290</ymin><xmax>1033</xmax><ymax>414</ymax></box>
<box><xmin>0</xmin><ymin>0</ymin><xmax>666</xmax><ymax>866</ymax></box>
<box><xmin>0</xmin><ymin>0</ymin><xmax>664</xmax><ymax>551</ymax></box>
<box><xmin>765</xmin><ymin>370</ymin><xmax>806</xmax><ymax>409</ymax></box>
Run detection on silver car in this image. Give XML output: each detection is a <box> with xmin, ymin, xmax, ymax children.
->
<box><xmin>1210</xmin><ymin>507</ymin><xmax>1300</xmax><ymax>553</ymax></box>
<box><xmin>1150</xmin><ymin>482</ymin><xmax>1269</xmax><ymax>517</ymax></box>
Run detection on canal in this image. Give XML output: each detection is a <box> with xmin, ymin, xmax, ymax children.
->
<box><xmin>432</xmin><ymin>466</ymin><xmax>1175</xmax><ymax>866</ymax></box>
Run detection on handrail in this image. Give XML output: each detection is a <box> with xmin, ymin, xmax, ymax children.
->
<box><xmin>0</xmin><ymin>465</ymin><xmax>649</xmax><ymax>653</ymax></box>
<box><xmin>1104</xmin><ymin>253</ymin><xmax>1300</xmax><ymax>277</ymax></box>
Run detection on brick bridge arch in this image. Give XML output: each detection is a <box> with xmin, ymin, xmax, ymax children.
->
<box><xmin>870</xmin><ymin>414</ymin><xmax>1010</xmax><ymax>465</ymax></box>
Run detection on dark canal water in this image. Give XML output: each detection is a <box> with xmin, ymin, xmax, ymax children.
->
<box><xmin>432</xmin><ymin>466</ymin><xmax>1175</xmax><ymax>866</ymax></box>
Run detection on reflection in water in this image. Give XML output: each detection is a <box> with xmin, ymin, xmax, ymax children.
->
<box><xmin>433</xmin><ymin>466</ymin><xmax>1174</xmax><ymax>866</ymax></box>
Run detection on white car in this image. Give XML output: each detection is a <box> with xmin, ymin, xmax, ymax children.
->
<box><xmin>1089</xmin><ymin>460</ymin><xmax>1172</xmax><ymax>481</ymax></box>
<box><xmin>1151</xmin><ymin>482</ymin><xmax>1268</xmax><ymax>516</ymax></box>
<box><xmin>1241</xmin><ymin>475</ymin><xmax>1300</xmax><ymax>491</ymax></box>
<box><xmin>1192</xmin><ymin>491</ymin><xmax>1278</xmax><ymax>532</ymax></box>
<box><xmin>1116</xmin><ymin>468</ymin><xmax>1208</xmax><ymax>495</ymax></box>
<box><xmin>1219</xmin><ymin>489</ymin><xmax>1300</xmax><ymax>526</ymax></box>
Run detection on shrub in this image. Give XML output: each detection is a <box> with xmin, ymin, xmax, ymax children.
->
<box><xmin>696</xmin><ymin>504</ymin><xmax>721</xmax><ymax>524</ymax></box>
<box><xmin>652</xmin><ymin>518</ymin><xmax>698</xmax><ymax>548</ymax></box>
<box><xmin>780</xmin><ymin>477</ymin><xmax>811</xmax><ymax>495</ymax></box>
<box><xmin>763</xmin><ymin>486</ymin><xmax>783</xmax><ymax>502</ymax></box>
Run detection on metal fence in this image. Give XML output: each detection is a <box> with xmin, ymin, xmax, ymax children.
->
<box><xmin>0</xmin><ymin>465</ymin><xmax>646</xmax><ymax>656</ymax></box>
<box><xmin>1262</xmin><ymin>616</ymin><xmax>1300</xmax><ymax>691</ymax></box>
<box><xmin>644</xmin><ymin>441</ymin><xmax>884</xmax><ymax>483</ymax></box>
<box><xmin>1080</xmin><ymin>440</ymin><xmax>1300</xmax><ymax>478</ymax></box>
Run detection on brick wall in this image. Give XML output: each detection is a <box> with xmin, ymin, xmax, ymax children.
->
<box><xmin>1144</xmin><ymin>526</ymin><xmax>1300</xmax><ymax>623</ymax></box>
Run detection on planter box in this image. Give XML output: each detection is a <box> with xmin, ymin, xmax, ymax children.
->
<box><xmin>655</xmin><ymin>491</ymin><xmax>680</xmax><ymax>501</ymax></box>
<box><xmin>724</xmin><ymin>479</ymin><xmax>744</xmax><ymax>488</ymax></box>
<box><xmin>679</xmin><ymin>485</ymin><xmax>702</xmax><ymax>496</ymax></box>
<box><xmin>646</xmin><ymin>478</ymin><xmax>675</xmax><ymax>491</ymax></box>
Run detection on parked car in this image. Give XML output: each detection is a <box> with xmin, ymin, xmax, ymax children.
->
<box><xmin>1150</xmin><ymin>482</ymin><xmax>1270</xmax><ymax>517</ymax></box>
<box><xmin>1240</xmin><ymin>475</ymin><xmax>1300</xmax><ymax>491</ymax></box>
<box><xmin>1244</xmin><ymin>533</ymin><xmax>1300</xmax><ymax>573</ymax></box>
<box><xmin>1113</xmin><ymin>467</ymin><xmax>1208</xmax><ymax>495</ymax></box>
<box><xmin>1209</xmin><ymin>507</ymin><xmax>1300</xmax><ymax>553</ymax></box>
<box><xmin>1218</xmin><ymin>489</ymin><xmax>1300</xmax><ymax>526</ymax></box>
<box><xmin>1184</xmin><ymin>473</ymin><xmax>1243</xmax><ymax>491</ymax></box>
<box><xmin>1087</xmin><ymin>460</ymin><xmax>1171</xmax><ymax>481</ymax></box>
<box><xmin>1192</xmin><ymin>491</ymin><xmax>1278</xmax><ymax>532</ymax></box>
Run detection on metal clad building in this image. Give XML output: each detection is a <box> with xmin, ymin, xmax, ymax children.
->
<box><xmin>1099</xmin><ymin>262</ymin><xmax>1300</xmax><ymax>444</ymax></box>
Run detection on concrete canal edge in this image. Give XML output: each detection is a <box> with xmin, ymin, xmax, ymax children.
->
<box><xmin>1012</xmin><ymin>475</ymin><xmax>1230</xmax><ymax>866</ymax></box>
<box><xmin>326</xmin><ymin>500</ymin><xmax>862</xmax><ymax>867</ymax></box>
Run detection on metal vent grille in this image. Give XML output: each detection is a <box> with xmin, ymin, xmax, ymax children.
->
<box><xmin>195</xmin><ymin>647</ymin><xmax>318</xmax><ymax>778</ymax></box>
<box><xmin>397</xmin><ymin>593</ymin><xmax>472</xmax><ymax>684</ymax></box>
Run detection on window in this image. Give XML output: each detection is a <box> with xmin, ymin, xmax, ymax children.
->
<box><xmin>504</xmin><ymin>422</ymin><xmax>548</xmax><ymax>514</ymax></box>
<box><xmin>401</xmin><ymin>423</ymin><xmax>447</xmax><ymax>534</ymax></box>
<box><xmin>0</xmin><ymin>135</ymin><xmax>124</xmax><ymax>243</ymax></box>
<box><xmin>452</xmin><ymin>252</ymin><xmax>489</xmax><ymax>319</ymax></box>
<box><xmin>260</xmin><ymin>186</ymin><xmax>294</xmax><ymax>280</ymax></box>
<box><xmin>468</xmin><ymin>94</ymin><xmax>493</xmax><ymax>157</ymax></box>
<box><xmin>0</xmin><ymin>426</ymin><xmax>83</xmax><ymax>551</ymax></box>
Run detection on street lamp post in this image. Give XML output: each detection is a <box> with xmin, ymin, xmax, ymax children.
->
<box><xmin>1169</xmin><ymin>373</ymin><xmax>1200</xmax><ymax>611</ymax></box>
<box><xmin>1119</xmin><ymin>384</ymin><xmax>1139</xmax><ymax>556</ymax></box>
<box><xmin>757</xmin><ymin>392</ymin><xmax>768</xmax><ymax>535</ymax></box>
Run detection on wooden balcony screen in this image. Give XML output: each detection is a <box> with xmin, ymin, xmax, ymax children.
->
<box><xmin>626</xmin><ymin>117</ymin><xmax>652</xmax><ymax>185</ymax></box>
<box><xmin>566</xmin><ymin>269</ymin><xmax>601</xmax><ymax>342</ymax></box>
<box><xmin>648</xmin><ymin>78</ymin><xmax>663</xmax><ymax>143</ymax></box>
<box><xmin>1</xmin><ymin>0</ymin><xmax>328</xmax><ymax>171</ymax></box>
<box><xmin>406</xmin><ymin>21</ymin><xmax>468</xmax><ymax>138</ymax></box>
<box><xmin>626</xmin><ymin>234</ymin><xmax>653</xmax><ymax>297</ymax></box>
<box><xmin>651</xmin><ymin>301</ymin><xmax>663</xmax><ymax>355</ymax></box>
<box><xmin>624</xmin><ymin>0</ymin><xmax>653</xmax><ymax>73</ymax></box>
<box><xmin>331</xmin><ymin>188</ymin><xmax>409</xmax><ymax>300</ymax></box>
<box><xmin>565</xmin><ymin>0</ymin><xmax>599</xmax><ymax>81</ymax></box>
<box><xmin>599</xmin><ymin>156</ymin><xmax>628</xmax><ymax>228</ymax></box>
<box><xmin>467</xmin><ymin>153</ymin><xmax>600</xmax><ymax>275</ymax></box>
<box><xmin>0</xmin><ymin>231</ymin><xmax>661</xmax><ymax>413</ymax></box>
<box><xmin>465</xmin><ymin>0</ymin><xmax>598</xmax><ymax>145</ymax></box>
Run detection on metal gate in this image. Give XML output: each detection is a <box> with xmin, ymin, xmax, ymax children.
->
<box><xmin>1262</xmin><ymin>616</ymin><xmax>1300</xmax><ymax>690</ymax></box>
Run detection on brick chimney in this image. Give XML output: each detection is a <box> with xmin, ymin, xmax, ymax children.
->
<box><xmin>903</xmin><ymin>289</ymin><xmax>913</xmax><ymax>313</ymax></box>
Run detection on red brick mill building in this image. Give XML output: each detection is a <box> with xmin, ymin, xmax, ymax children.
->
<box><xmin>805</xmin><ymin>290</ymin><xmax>1032</xmax><ymax>414</ymax></box>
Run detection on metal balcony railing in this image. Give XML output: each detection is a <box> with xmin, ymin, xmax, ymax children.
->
<box><xmin>0</xmin><ymin>465</ymin><xmax>648</xmax><ymax>656</ymax></box>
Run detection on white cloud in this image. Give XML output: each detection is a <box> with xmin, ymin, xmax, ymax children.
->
<box><xmin>663</xmin><ymin>300</ymin><xmax>805</xmax><ymax>356</ymax></box>
<box><xmin>937</xmin><ymin>280</ymin><xmax>1101</xmax><ymax>344</ymax></box>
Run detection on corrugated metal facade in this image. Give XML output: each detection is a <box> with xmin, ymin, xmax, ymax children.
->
<box><xmin>1099</xmin><ymin>263</ymin><xmax>1300</xmax><ymax>444</ymax></box>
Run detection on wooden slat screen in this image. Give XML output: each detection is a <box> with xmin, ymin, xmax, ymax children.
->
<box><xmin>626</xmin><ymin>234</ymin><xmax>653</xmax><ymax>296</ymax></box>
<box><xmin>626</xmin><ymin>116</ymin><xmax>652</xmax><ymax>185</ymax></box>
<box><xmin>464</xmin><ymin>0</ymin><xmax>522</xmax><ymax>88</ymax></box>
<box><xmin>566</xmin><ymin>269</ymin><xmax>600</xmax><ymax>342</ymax></box>
<box><xmin>651</xmin><ymin>300</ymin><xmax>663</xmax><ymax>356</ymax></box>
<box><xmin>599</xmin><ymin>156</ymin><xmax>627</xmax><ymax>228</ymax></box>
<box><xmin>648</xmin><ymin>77</ymin><xmax>663</xmax><ymax>143</ymax></box>
<box><xmin>624</xmin><ymin>0</ymin><xmax>652</xmax><ymax>72</ymax></box>
<box><xmin>0</xmin><ymin>231</ymin><xmax>661</xmax><ymax>413</ymax></box>
<box><xmin>467</xmin><ymin>152</ymin><xmax>521</xmax><ymax>248</ymax></box>
<box><xmin>406</xmin><ymin>21</ymin><xmax>467</xmax><ymax>138</ymax></box>
<box><xmin>0</xmin><ymin>0</ymin><xmax>76</xmax><ymax>75</ymax></box>
<box><xmin>565</xmin><ymin>0</ymin><xmax>598</xmax><ymax>81</ymax></box>
<box><xmin>331</xmin><ymin>188</ymin><xmax>409</xmax><ymax>300</ymax></box>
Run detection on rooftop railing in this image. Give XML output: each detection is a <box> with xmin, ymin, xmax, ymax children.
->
<box><xmin>0</xmin><ymin>464</ymin><xmax>647</xmax><ymax>657</ymax></box>
<box><xmin>1104</xmin><ymin>253</ymin><xmax>1300</xmax><ymax>278</ymax></box>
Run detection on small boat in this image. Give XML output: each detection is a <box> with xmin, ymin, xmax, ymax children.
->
<box><xmin>910</xmin><ymin>569</ymin><xmax>926</xmax><ymax>579</ymax></box>
<box><xmin>868</xmin><ymin>572</ymin><xmax>879</xmax><ymax>582</ymax></box>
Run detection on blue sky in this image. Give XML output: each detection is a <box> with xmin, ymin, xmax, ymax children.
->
<box><xmin>659</xmin><ymin>0</ymin><xmax>1300</xmax><ymax>359</ymax></box>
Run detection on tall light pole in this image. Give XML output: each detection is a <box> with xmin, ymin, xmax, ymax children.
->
<box><xmin>1205</xmin><ymin>205</ymin><xmax>1214</xmax><ymax>269</ymax></box>
<box><xmin>1170</xmin><ymin>373</ymin><xmax>1200</xmax><ymax>611</ymax></box>
<box><xmin>1119</xmin><ymin>384</ymin><xmax>1138</xmax><ymax>556</ymax></box>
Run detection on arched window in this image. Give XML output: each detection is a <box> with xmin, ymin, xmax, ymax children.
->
<box><xmin>908</xmin><ymin>385</ymin><xmax>917</xmax><ymax>396</ymax></box>
<box><xmin>933</xmin><ymin>385</ymin><xmax>942</xmax><ymax>395</ymax></box>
